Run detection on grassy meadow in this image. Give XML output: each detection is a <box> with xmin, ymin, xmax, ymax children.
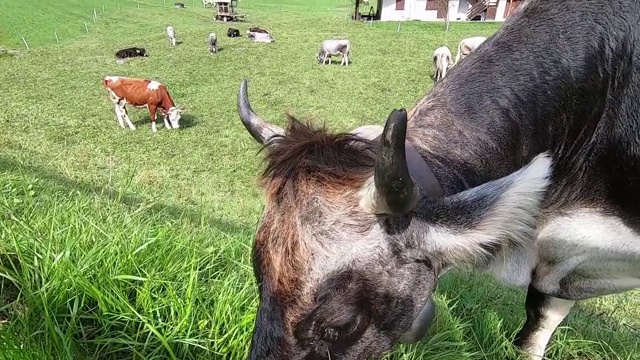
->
<box><xmin>1</xmin><ymin>0</ymin><xmax>639</xmax><ymax>359</ymax></box>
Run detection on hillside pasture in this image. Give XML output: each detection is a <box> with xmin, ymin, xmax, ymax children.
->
<box><xmin>0</xmin><ymin>1</ymin><xmax>639</xmax><ymax>359</ymax></box>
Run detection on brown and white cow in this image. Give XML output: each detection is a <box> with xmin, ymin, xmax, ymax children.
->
<box><xmin>237</xmin><ymin>0</ymin><xmax>640</xmax><ymax>359</ymax></box>
<box><xmin>103</xmin><ymin>76</ymin><xmax>185</xmax><ymax>133</ymax></box>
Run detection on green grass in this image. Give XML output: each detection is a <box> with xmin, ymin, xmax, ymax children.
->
<box><xmin>0</xmin><ymin>0</ymin><xmax>638</xmax><ymax>359</ymax></box>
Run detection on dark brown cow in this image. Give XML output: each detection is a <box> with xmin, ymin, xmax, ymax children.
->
<box><xmin>237</xmin><ymin>0</ymin><xmax>640</xmax><ymax>359</ymax></box>
<box><xmin>248</xmin><ymin>26</ymin><xmax>270</xmax><ymax>34</ymax></box>
<box><xmin>103</xmin><ymin>76</ymin><xmax>185</xmax><ymax>133</ymax></box>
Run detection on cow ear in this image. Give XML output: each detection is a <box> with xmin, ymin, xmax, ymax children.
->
<box><xmin>178</xmin><ymin>107</ymin><xmax>187</xmax><ymax>113</ymax></box>
<box><xmin>421</xmin><ymin>153</ymin><xmax>553</xmax><ymax>266</ymax></box>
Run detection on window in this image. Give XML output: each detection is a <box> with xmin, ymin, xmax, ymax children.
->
<box><xmin>426</xmin><ymin>0</ymin><xmax>438</xmax><ymax>10</ymax></box>
<box><xmin>396</xmin><ymin>0</ymin><xmax>405</xmax><ymax>10</ymax></box>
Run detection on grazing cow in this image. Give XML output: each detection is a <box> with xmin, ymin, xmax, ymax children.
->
<box><xmin>166</xmin><ymin>26</ymin><xmax>177</xmax><ymax>47</ymax></box>
<box><xmin>317</xmin><ymin>39</ymin><xmax>351</xmax><ymax>66</ymax></box>
<box><xmin>207</xmin><ymin>32</ymin><xmax>218</xmax><ymax>54</ymax></box>
<box><xmin>114</xmin><ymin>47</ymin><xmax>148</xmax><ymax>59</ymax></box>
<box><xmin>202</xmin><ymin>0</ymin><xmax>215</xmax><ymax>7</ymax></box>
<box><xmin>227</xmin><ymin>27</ymin><xmax>241</xmax><ymax>38</ymax></box>
<box><xmin>247</xmin><ymin>31</ymin><xmax>275</xmax><ymax>43</ymax></box>
<box><xmin>432</xmin><ymin>46</ymin><xmax>452</xmax><ymax>82</ymax></box>
<box><xmin>103</xmin><ymin>76</ymin><xmax>185</xmax><ymax>133</ymax></box>
<box><xmin>455</xmin><ymin>36</ymin><xmax>486</xmax><ymax>63</ymax></box>
<box><xmin>236</xmin><ymin>0</ymin><xmax>640</xmax><ymax>359</ymax></box>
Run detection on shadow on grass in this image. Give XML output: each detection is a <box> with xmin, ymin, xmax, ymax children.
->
<box><xmin>128</xmin><ymin>113</ymin><xmax>199</xmax><ymax>130</ymax></box>
<box><xmin>0</xmin><ymin>156</ymin><xmax>248</xmax><ymax>235</ymax></box>
<box><xmin>178</xmin><ymin>113</ymin><xmax>198</xmax><ymax>128</ymax></box>
<box><xmin>318</xmin><ymin>60</ymin><xmax>354</xmax><ymax>67</ymax></box>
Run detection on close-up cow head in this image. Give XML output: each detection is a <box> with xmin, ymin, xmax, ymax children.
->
<box><xmin>166</xmin><ymin>106</ymin><xmax>185</xmax><ymax>129</ymax></box>
<box><xmin>237</xmin><ymin>79</ymin><xmax>552</xmax><ymax>359</ymax></box>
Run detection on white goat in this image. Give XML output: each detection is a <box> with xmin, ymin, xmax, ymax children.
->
<box><xmin>432</xmin><ymin>46</ymin><xmax>453</xmax><ymax>82</ymax></box>
<box><xmin>166</xmin><ymin>26</ymin><xmax>177</xmax><ymax>47</ymax></box>
<box><xmin>317</xmin><ymin>39</ymin><xmax>351</xmax><ymax>66</ymax></box>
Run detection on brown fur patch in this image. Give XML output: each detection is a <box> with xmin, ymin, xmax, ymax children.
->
<box><xmin>254</xmin><ymin>114</ymin><xmax>377</xmax><ymax>303</ymax></box>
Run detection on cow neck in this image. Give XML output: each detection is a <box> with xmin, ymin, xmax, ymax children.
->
<box><xmin>158</xmin><ymin>88</ymin><xmax>176</xmax><ymax>113</ymax></box>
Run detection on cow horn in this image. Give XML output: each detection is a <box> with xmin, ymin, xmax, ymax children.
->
<box><xmin>237</xmin><ymin>79</ymin><xmax>285</xmax><ymax>145</ymax></box>
<box><xmin>373</xmin><ymin>108</ymin><xmax>419</xmax><ymax>214</ymax></box>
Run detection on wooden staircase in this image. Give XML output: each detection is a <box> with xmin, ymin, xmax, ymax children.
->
<box><xmin>467</xmin><ymin>0</ymin><xmax>496</xmax><ymax>21</ymax></box>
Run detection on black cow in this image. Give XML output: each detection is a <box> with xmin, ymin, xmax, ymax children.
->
<box><xmin>227</xmin><ymin>28</ymin><xmax>240</xmax><ymax>38</ymax></box>
<box><xmin>114</xmin><ymin>47</ymin><xmax>148</xmax><ymax>59</ymax></box>
<box><xmin>236</xmin><ymin>0</ymin><xmax>640</xmax><ymax>359</ymax></box>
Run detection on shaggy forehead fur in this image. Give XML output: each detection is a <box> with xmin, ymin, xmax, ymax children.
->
<box><xmin>254</xmin><ymin>114</ymin><xmax>378</xmax><ymax>302</ymax></box>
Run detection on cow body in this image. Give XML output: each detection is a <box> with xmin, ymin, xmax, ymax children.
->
<box><xmin>432</xmin><ymin>46</ymin><xmax>452</xmax><ymax>82</ymax></box>
<box><xmin>166</xmin><ymin>26</ymin><xmax>177</xmax><ymax>46</ymax></box>
<box><xmin>455</xmin><ymin>36</ymin><xmax>486</xmax><ymax>63</ymax></box>
<box><xmin>103</xmin><ymin>76</ymin><xmax>184</xmax><ymax>132</ymax></box>
<box><xmin>115</xmin><ymin>47</ymin><xmax>148</xmax><ymax>59</ymax></box>
<box><xmin>236</xmin><ymin>1</ymin><xmax>640</xmax><ymax>360</ymax></box>
<box><xmin>227</xmin><ymin>28</ymin><xmax>240</xmax><ymax>37</ymax></box>
<box><xmin>208</xmin><ymin>32</ymin><xmax>218</xmax><ymax>54</ymax></box>
<box><xmin>248</xmin><ymin>26</ymin><xmax>270</xmax><ymax>34</ymax></box>
<box><xmin>317</xmin><ymin>39</ymin><xmax>351</xmax><ymax>66</ymax></box>
<box><xmin>248</xmin><ymin>31</ymin><xmax>274</xmax><ymax>43</ymax></box>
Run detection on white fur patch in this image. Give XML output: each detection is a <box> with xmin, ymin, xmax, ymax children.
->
<box><xmin>105</xmin><ymin>76</ymin><xmax>121</xmax><ymax>83</ymax></box>
<box><xmin>147</xmin><ymin>81</ymin><xmax>161</xmax><ymax>90</ymax></box>
<box><xmin>533</xmin><ymin>209</ymin><xmax>640</xmax><ymax>296</ymax></box>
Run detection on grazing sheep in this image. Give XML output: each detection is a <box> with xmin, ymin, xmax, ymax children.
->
<box><xmin>455</xmin><ymin>36</ymin><xmax>487</xmax><ymax>63</ymax></box>
<box><xmin>166</xmin><ymin>26</ymin><xmax>177</xmax><ymax>47</ymax></box>
<box><xmin>317</xmin><ymin>39</ymin><xmax>351</xmax><ymax>66</ymax></box>
<box><xmin>432</xmin><ymin>46</ymin><xmax>453</xmax><ymax>82</ymax></box>
<box><xmin>208</xmin><ymin>32</ymin><xmax>218</xmax><ymax>54</ymax></box>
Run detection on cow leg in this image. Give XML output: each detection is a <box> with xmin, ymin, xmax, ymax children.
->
<box><xmin>513</xmin><ymin>285</ymin><xmax>575</xmax><ymax>359</ymax></box>
<box><xmin>121</xmin><ymin>104</ymin><xmax>136</xmax><ymax>130</ymax></box>
<box><xmin>148</xmin><ymin>105</ymin><xmax>158</xmax><ymax>133</ymax></box>
<box><xmin>163</xmin><ymin>114</ymin><xmax>172</xmax><ymax>129</ymax></box>
<box><xmin>113</xmin><ymin>103</ymin><xmax>126</xmax><ymax>128</ymax></box>
<box><xmin>109</xmin><ymin>92</ymin><xmax>126</xmax><ymax>128</ymax></box>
